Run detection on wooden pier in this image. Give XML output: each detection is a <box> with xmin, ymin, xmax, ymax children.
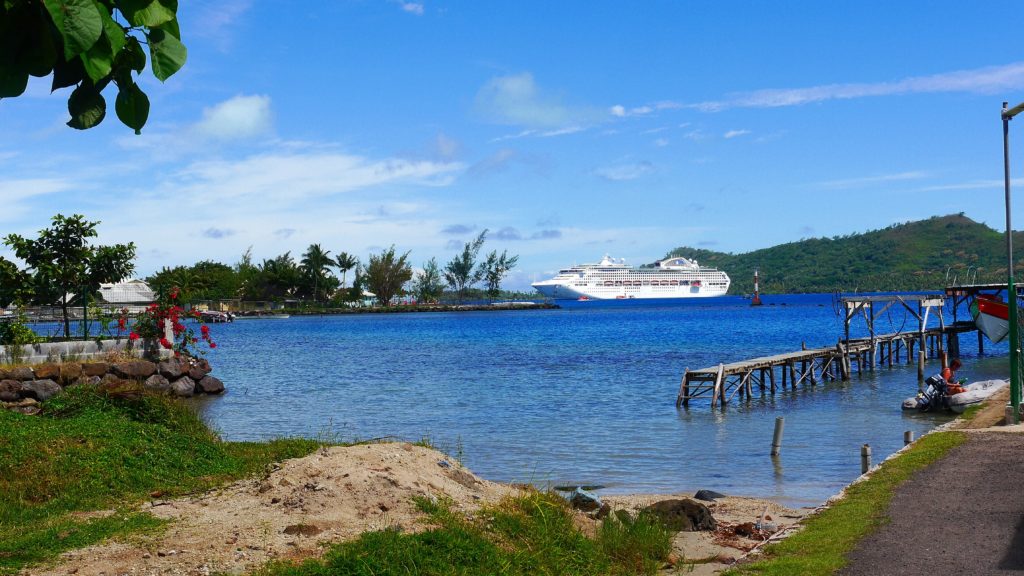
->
<box><xmin>676</xmin><ymin>292</ymin><xmax>984</xmax><ymax>408</ymax></box>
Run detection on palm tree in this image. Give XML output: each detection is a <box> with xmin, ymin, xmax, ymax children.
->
<box><xmin>300</xmin><ymin>244</ymin><xmax>333</xmax><ymax>303</ymax></box>
<box><xmin>334</xmin><ymin>251</ymin><xmax>359</xmax><ymax>289</ymax></box>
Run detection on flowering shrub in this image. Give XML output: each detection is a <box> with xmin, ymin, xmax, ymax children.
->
<box><xmin>132</xmin><ymin>288</ymin><xmax>216</xmax><ymax>358</ymax></box>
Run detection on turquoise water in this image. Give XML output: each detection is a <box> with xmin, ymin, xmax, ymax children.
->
<box><xmin>190</xmin><ymin>294</ymin><xmax>1009</xmax><ymax>507</ymax></box>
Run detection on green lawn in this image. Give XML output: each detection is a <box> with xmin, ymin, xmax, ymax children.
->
<box><xmin>0</xmin><ymin>384</ymin><xmax>320</xmax><ymax>574</ymax></box>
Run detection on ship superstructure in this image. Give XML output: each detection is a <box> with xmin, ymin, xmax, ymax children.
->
<box><xmin>531</xmin><ymin>255</ymin><xmax>730</xmax><ymax>300</ymax></box>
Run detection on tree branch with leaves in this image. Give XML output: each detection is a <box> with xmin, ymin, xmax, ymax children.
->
<box><xmin>1</xmin><ymin>0</ymin><xmax>187</xmax><ymax>133</ymax></box>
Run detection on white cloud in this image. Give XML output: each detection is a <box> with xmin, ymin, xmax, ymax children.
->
<box><xmin>398</xmin><ymin>1</ymin><xmax>424</xmax><ymax>15</ymax></box>
<box><xmin>613</xmin><ymin>62</ymin><xmax>1024</xmax><ymax>115</ymax></box>
<box><xmin>724</xmin><ymin>129</ymin><xmax>751</xmax><ymax>139</ymax></box>
<box><xmin>698</xmin><ymin>62</ymin><xmax>1024</xmax><ymax>111</ymax></box>
<box><xmin>818</xmin><ymin>171</ymin><xmax>929</xmax><ymax>189</ymax></box>
<box><xmin>168</xmin><ymin>150</ymin><xmax>463</xmax><ymax>206</ymax></box>
<box><xmin>594</xmin><ymin>161</ymin><xmax>654</xmax><ymax>181</ymax></box>
<box><xmin>475</xmin><ymin>72</ymin><xmax>598</xmax><ymax>128</ymax></box>
<box><xmin>0</xmin><ymin>177</ymin><xmax>75</xmax><ymax>223</ymax></box>
<box><xmin>653</xmin><ymin>138</ymin><xmax>669</xmax><ymax>147</ymax></box>
<box><xmin>194</xmin><ymin>94</ymin><xmax>273</xmax><ymax>141</ymax></box>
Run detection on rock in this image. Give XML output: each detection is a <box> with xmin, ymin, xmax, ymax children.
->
<box><xmin>170</xmin><ymin>376</ymin><xmax>195</xmax><ymax>397</ymax></box>
<box><xmin>158</xmin><ymin>358</ymin><xmax>185</xmax><ymax>379</ymax></box>
<box><xmin>568</xmin><ymin>487</ymin><xmax>603</xmax><ymax>512</ymax></box>
<box><xmin>282</xmin><ymin>524</ymin><xmax>321</xmax><ymax>537</ymax></box>
<box><xmin>187</xmin><ymin>358</ymin><xmax>212</xmax><ymax>380</ymax></box>
<box><xmin>112</xmin><ymin>360</ymin><xmax>157</xmax><ymax>380</ymax></box>
<box><xmin>33</xmin><ymin>363</ymin><xmax>60</xmax><ymax>380</ymax></box>
<box><xmin>71</xmin><ymin>376</ymin><xmax>101</xmax><ymax>387</ymax></box>
<box><xmin>0</xmin><ymin>367</ymin><xmax>8</xmax><ymax>380</ymax></box>
<box><xmin>0</xmin><ymin>380</ymin><xmax>21</xmax><ymax>401</ymax></box>
<box><xmin>694</xmin><ymin>489</ymin><xmax>726</xmax><ymax>502</ymax></box>
<box><xmin>21</xmin><ymin>379</ymin><xmax>62</xmax><ymax>401</ymax></box>
<box><xmin>59</xmin><ymin>362</ymin><xmax>82</xmax><ymax>383</ymax></box>
<box><xmin>642</xmin><ymin>498</ymin><xmax>716</xmax><ymax>532</ymax></box>
<box><xmin>594</xmin><ymin>503</ymin><xmax>611</xmax><ymax>519</ymax></box>
<box><xmin>81</xmin><ymin>362</ymin><xmax>109</xmax><ymax>377</ymax></box>
<box><xmin>99</xmin><ymin>373</ymin><xmax>124</xmax><ymax>388</ymax></box>
<box><xmin>196</xmin><ymin>375</ymin><xmax>224</xmax><ymax>394</ymax></box>
<box><xmin>143</xmin><ymin>374</ymin><xmax>171</xmax><ymax>393</ymax></box>
<box><xmin>9</xmin><ymin>366</ymin><xmax>34</xmax><ymax>381</ymax></box>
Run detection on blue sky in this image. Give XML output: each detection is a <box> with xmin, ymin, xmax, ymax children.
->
<box><xmin>3</xmin><ymin>1</ymin><xmax>1024</xmax><ymax>289</ymax></box>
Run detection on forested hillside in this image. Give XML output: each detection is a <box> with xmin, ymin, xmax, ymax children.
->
<box><xmin>666</xmin><ymin>214</ymin><xmax>1023</xmax><ymax>294</ymax></box>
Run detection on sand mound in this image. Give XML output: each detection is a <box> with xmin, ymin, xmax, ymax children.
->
<box><xmin>30</xmin><ymin>443</ymin><xmax>513</xmax><ymax>576</ymax></box>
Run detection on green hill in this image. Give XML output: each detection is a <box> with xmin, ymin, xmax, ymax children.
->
<box><xmin>665</xmin><ymin>214</ymin><xmax>1023</xmax><ymax>294</ymax></box>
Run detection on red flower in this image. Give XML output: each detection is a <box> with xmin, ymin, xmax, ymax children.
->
<box><xmin>159</xmin><ymin>337</ymin><xmax>172</xmax><ymax>349</ymax></box>
<box><xmin>200</xmin><ymin>325</ymin><xmax>210</xmax><ymax>335</ymax></box>
<box><xmin>129</xmin><ymin>332</ymin><xmax>140</xmax><ymax>341</ymax></box>
<box><xmin>209</xmin><ymin>342</ymin><xmax>217</xmax><ymax>349</ymax></box>
<box><xmin>170</xmin><ymin>287</ymin><xmax>179</xmax><ymax>300</ymax></box>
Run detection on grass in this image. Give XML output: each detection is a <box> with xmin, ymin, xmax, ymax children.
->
<box><xmin>726</xmin><ymin>430</ymin><xmax>966</xmax><ymax>576</ymax></box>
<box><xmin>254</xmin><ymin>491</ymin><xmax>673</xmax><ymax>576</ymax></box>
<box><xmin>0</xmin><ymin>383</ymin><xmax>321</xmax><ymax>574</ymax></box>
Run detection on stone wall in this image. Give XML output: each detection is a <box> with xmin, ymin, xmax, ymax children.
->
<box><xmin>0</xmin><ymin>338</ymin><xmax>173</xmax><ymax>365</ymax></box>
<box><xmin>0</xmin><ymin>357</ymin><xmax>224</xmax><ymax>415</ymax></box>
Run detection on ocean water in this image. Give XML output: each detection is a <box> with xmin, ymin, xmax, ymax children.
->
<box><xmin>190</xmin><ymin>293</ymin><xmax>1010</xmax><ymax>507</ymax></box>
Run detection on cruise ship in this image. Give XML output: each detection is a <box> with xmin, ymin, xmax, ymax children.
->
<box><xmin>531</xmin><ymin>255</ymin><xmax>730</xmax><ymax>300</ymax></box>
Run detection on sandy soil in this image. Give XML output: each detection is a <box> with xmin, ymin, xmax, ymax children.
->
<box><xmin>602</xmin><ymin>494</ymin><xmax>807</xmax><ymax>575</ymax></box>
<box><xmin>29</xmin><ymin>443</ymin><xmax>515</xmax><ymax>576</ymax></box>
<box><xmin>26</xmin><ymin>442</ymin><xmax>806</xmax><ymax>576</ymax></box>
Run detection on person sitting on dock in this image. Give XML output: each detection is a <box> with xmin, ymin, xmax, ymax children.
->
<box><xmin>942</xmin><ymin>358</ymin><xmax>965</xmax><ymax>395</ymax></box>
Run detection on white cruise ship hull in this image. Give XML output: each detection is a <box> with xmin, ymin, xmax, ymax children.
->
<box><xmin>532</xmin><ymin>281</ymin><xmax>728</xmax><ymax>300</ymax></box>
<box><xmin>531</xmin><ymin>255</ymin><xmax>731</xmax><ymax>300</ymax></box>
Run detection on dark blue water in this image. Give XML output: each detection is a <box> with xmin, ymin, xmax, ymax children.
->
<box><xmin>190</xmin><ymin>294</ymin><xmax>1010</xmax><ymax>507</ymax></box>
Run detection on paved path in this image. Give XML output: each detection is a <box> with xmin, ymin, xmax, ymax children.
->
<box><xmin>841</xmin><ymin>431</ymin><xmax>1024</xmax><ymax>575</ymax></box>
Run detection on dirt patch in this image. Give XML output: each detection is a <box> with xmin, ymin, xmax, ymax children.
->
<box><xmin>601</xmin><ymin>494</ymin><xmax>807</xmax><ymax>575</ymax></box>
<box><xmin>958</xmin><ymin>386</ymin><xmax>1011</xmax><ymax>429</ymax></box>
<box><xmin>29</xmin><ymin>443</ymin><xmax>514</xmax><ymax>576</ymax></box>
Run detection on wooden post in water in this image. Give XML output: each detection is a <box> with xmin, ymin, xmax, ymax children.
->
<box><xmin>917</xmin><ymin>350</ymin><xmax>926</xmax><ymax>383</ymax></box>
<box><xmin>768</xmin><ymin>366</ymin><xmax>776</xmax><ymax>394</ymax></box>
<box><xmin>770</xmin><ymin>417</ymin><xmax>785</xmax><ymax>456</ymax></box>
<box><xmin>676</xmin><ymin>369</ymin><xmax>689</xmax><ymax>408</ymax></box>
<box><xmin>788</xmin><ymin>362</ymin><xmax>796</xmax><ymax>390</ymax></box>
<box><xmin>861</xmin><ymin>444</ymin><xmax>872</xmax><ymax>474</ymax></box>
<box><xmin>713</xmin><ymin>363</ymin><xmax>725</xmax><ymax>407</ymax></box>
<box><xmin>978</xmin><ymin>329</ymin><xmax>985</xmax><ymax>356</ymax></box>
<box><xmin>904</xmin><ymin>430</ymin><xmax>914</xmax><ymax>445</ymax></box>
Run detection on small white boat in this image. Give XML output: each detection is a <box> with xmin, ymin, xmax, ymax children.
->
<box><xmin>948</xmin><ymin>379</ymin><xmax>1008</xmax><ymax>413</ymax></box>
<box><xmin>902</xmin><ymin>377</ymin><xmax>1008</xmax><ymax>412</ymax></box>
<box><xmin>235</xmin><ymin>313</ymin><xmax>290</xmax><ymax>320</ymax></box>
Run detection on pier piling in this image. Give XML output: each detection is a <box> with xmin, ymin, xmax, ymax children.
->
<box><xmin>904</xmin><ymin>431</ymin><xmax>914</xmax><ymax>446</ymax></box>
<box><xmin>770</xmin><ymin>417</ymin><xmax>785</xmax><ymax>456</ymax></box>
<box><xmin>861</xmin><ymin>444</ymin><xmax>872</xmax><ymax>474</ymax></box>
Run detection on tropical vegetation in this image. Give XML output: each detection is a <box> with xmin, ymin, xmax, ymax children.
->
<box><xmin>666</xmin><ymin>214</ymin><xmax>1022</xmax><ymax>294</ymax></box>
<box><xmin>2</xmin><ymin>214</ymin><xmax>135</xmax><ymax>339</ymax></box>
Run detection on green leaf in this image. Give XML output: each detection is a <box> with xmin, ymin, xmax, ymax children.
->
<box><xmin>0</xmin><ymin>66</ymin><xmax>28</xmax><ymax>98</ymax></box>
<box><xmin>76</xmin><ymin>3</ymin><xmax>126</xmax><ymax>82</ymax></box>
<box><xmin>79</xmin><ymin>30</ymin><xmax>112</xmax><ymax>82</ymax></box>
<box><xmin>114</xmin><ymin>35</ymin><xmax>145</xmax><ymax>73</ymax></box>
<box><xmin>24</xmin><ymin>7</ymin><xmax>59</xmax><ymax>77</ymax></box>
<box><xmin>100</xmin><ymin>8</ymin><xmax>125</xmax><ymax>53</ymax></box>
<box><xmin>115</xmin><ymin>0</ymin><xmax>173</xmax><ymax>27</ymax></box>
<box><xmin>51</xmin><ymin>53</ymin><xmax>85</xmax><ymax>91</ymax></box>
<box><xmin>114</xmin><ymin>80</ymin><xmax>148</xmax><ymax>134</ymax></box>
<box><xmin>66</xmin><ymin>83</ymin><xmax>106</xmax><ymax>129</ymax></box>
<box><xmin>43</xmin><ymin>0</ymin><xmax>104</xmax><ymax>60</ymax></box>
<box><xmin>147</xmin><ymin>26</ymin><xmax>185</xmax><ymax>81</ymax></box>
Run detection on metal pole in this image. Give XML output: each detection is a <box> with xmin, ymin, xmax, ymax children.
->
<box><xmin>1003</xmin><ymin>102</ymin><xmax>1022</xmax><ymax>423</ymax></box>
